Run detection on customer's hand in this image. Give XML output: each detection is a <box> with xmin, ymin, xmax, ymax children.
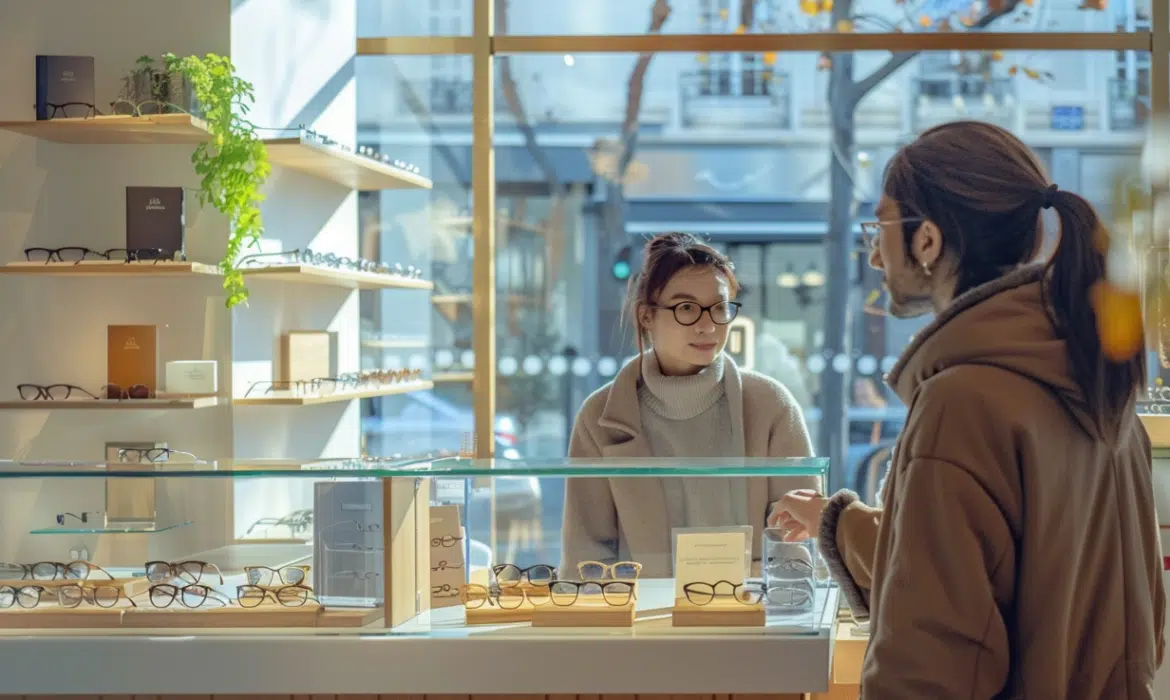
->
<box><xmin>768</xmin><ymin>489</ymin><xmax>829</xmax><ymax>542</ymax></box>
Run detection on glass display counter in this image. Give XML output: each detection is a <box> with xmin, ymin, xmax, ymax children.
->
<box><xmin>0</xmin><ymin>456</ymin><xmax>838</xmax><ymax>698</ymax></box>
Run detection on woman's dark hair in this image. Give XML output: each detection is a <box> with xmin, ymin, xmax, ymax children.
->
<box><xmin>882</xmin><ymin>120</ymin><xmax>1144</xmax><ymax>437</ymax></box>
<box><xmin>626</xmin><ymin>232</ymin><xmax>740</xmax><ymax>356</ymax></box>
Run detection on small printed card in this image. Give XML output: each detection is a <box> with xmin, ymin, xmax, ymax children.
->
<box><xmin>672</xmin><ymin>529</ymin><xmax>750</xmax><ymax>598</ymax></box>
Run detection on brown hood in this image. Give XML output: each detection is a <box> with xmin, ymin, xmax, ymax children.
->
<box><xmin>885</xmin><ymin>264</ymin><xmax>1124</xmax><ymax>442</ymax></box>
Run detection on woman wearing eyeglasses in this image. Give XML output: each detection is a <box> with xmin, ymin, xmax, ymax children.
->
<box><xmin>560</xmin><ymin>232</ymin><xmax>818</xmax><ymax>578</ymax></box>
<box><xmin>771</xmin><ymin>121</ymin><xmax>1163</xmax><ymax>698</ymax></box>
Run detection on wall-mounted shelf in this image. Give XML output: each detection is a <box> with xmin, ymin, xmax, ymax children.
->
<box><xmin>0</xmin><ymin>397</ymin><xmax>219</xmax><ymax>410</ymax></box>
<box><xmin>242</xmin><ymin>264</ymin><xmax>434</xmax><ymax>291</ymax></box>
<box><xmin>232</xmin><ymin>380</ymin><xmax>433</xmax><ymax>406</ymax></box>
<box><xmin>0</xmin><ymin>262</ymin><xmax>220</xmax><ymax>277</ymax></box>
<box><xmin>264</xmin><ymin>137</ymin><xmax>433</xmax><ymax>190</ymax></box>
<box><xmin>29</xmin><ymin>520</ymin><xmax>195</xmax><ymax>535</ymax></box>
<box><xmin>433</xmin><ymin>372</ymin><xmax>474</xmax><ymax>384</ymax></box>
<box><xmin>0</xmin><ymin>113</ymin><xmax>210</xmax><ymax>144</ymax></box>
<box><xmin>0</xmin><ymin>116</ymin><xmax>432</xmax><ymax>192</ymax></box>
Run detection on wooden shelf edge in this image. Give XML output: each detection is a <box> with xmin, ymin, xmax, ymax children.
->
<box><xmin>433</xmin><ymin>372</ymin><xmax>474</xmax><ymax>384</ymax></box>
<box><xmin>264</xmin><ymin>137</ymin><xmax>434</xmax><ymax>191</ymax></box>
<box><xmin>241</xmin><ymin>265</ymin><xmax>434</xmax><ymax>290</ymax></box>
<box><xmin>232</xmin><ymin>381</ymin><xmax>434</xmax><ymax>406</ymax></box>
<box><xmin>0</xmin><ymin>397</ymin><xmax>219</xmax><ymax>410</ymax></box>
<box><xmin>1141</xmin><ymin>414</ymin><xmax>1170</xmax><ymax>449</ymax></box>
<box><xmin>0</xmin><ymin>113</ymin><xmax>210</xmax><ymax>144</ymax></box>
<box><xmin>0</xmin><ymin>262</ymin><xmax>220</xmax><ymax>277</ymax></box>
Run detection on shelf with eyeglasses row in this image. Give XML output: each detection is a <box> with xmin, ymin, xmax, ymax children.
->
<box><xmin>28</xmin><ymin>520</ymin><xmax>195</xmax><ymax>535</ymax></box>
<box><xmin>0</xmin><ymin>457</ymin><xmax>829</xmax><ymax>479</ymax></box>
<box><xmin>0</xmin><ymin>396</ymin><xmax>220</xmax><ymax>410</ymax></box>
<box><xmin>0</xmin><ymin>114</ymin><xmax>432</xmax><ymax>191</ymax></box>
<box><xmin>0</xmin><ymin>382</ymin><xmax>433</xmax><ymax>411</ymax></box>
<box><xmin>232</xmin><ymin>380</ymin><xmax>434</xmax><ymax>406</ymax></box>
<box><xmin>0</xmin><ymin>262</ymin><xmax>434</xmax><ymax>291</ymax></box>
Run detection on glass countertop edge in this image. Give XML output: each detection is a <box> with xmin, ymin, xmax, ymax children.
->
<box><xmin>0</xmin><ymin>457</ymin><xmax>829</xmax><ymax>478</ymax></box>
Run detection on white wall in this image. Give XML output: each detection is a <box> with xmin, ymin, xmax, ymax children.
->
<box><xmin>229</xmin><ymin>0</ymin><xmax>363</xmax><ymax>532</ymax></box>
<box><xmin>0</xmin><ymin>0</ymin><xmax>367</xmax><ymax>564</ymax></box>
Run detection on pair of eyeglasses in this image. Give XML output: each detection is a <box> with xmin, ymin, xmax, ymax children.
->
<box><xmin>649</xmin><ymin>300</ymin><xmax>742</xmax><ymax>326</ymax></box>
<box><xmin>55</xmin><ymin>512</ymin><xmax>97</xmax><ymax>526</ymax></box>
<box><xmin>0</xmin><ymin>560</ymin><xmax>112</xmax><ymax>581</ymax></box>
<box><xmin>334</xmin><ymin>570</ymin><xmax>378</xmax><ymax>581</ymax></box>
<box><xmin>237</xmin><ymin>584</ymin><xmax>315</xmax><ymax>608</ymax></box>
<box><xmin>118</xmin><ymin>448</ymin><xmax>197</xmax><ymax>463</ymax></box>
<box><xmin>765</xmin><ymin>580</ymin><xmax>815</xmax><ymax>608</ymax></box>
<box><xmin>859</xmin><ymin>217</ymin><xmax>925</xmax><ymax>249</ymax></box>
<box><xmin>682</xmin><ymin>580</ymin><xmax>764</xmax><ymax>606</ymax></box>
<box><xmin>244</xmin><ymin>565</ymin><xmax>309</xmax><ymax>587</ymax></box>
<box><xmin>493</xmin><ymin>563</ymin><xmax>556</xmax><ymax>587</ymax></box>
<box><xmin>41</xmin><ymin>101</ymin><xmax>101</xmax><ymax>119</ymax></box>
<box><xmin>15</xmin><ymin>383</ymin><xmax>153</xmax><ymax>401</ymax></box>
<box><xmin>23</xmin><ymin>247</ymin><xmax>174</xmax><ymax>264</ymax></box>
<box><xmin>109</xmin><ymin>98</ymin><xmax>186</xmax><ymax>117</ymax></box>
<box><xmin>460</xmin><ymin>583</ymin><xmax>542</xmax><ymax>610</ymax></box>
<box><xmin>577</xmin><ymin>561</ymin><xmax>642</xmax><ymax>581</ymax></box>
<box><xmin>0</xmin><ymin>583</ymin><xmax>136</xmax><ymax>609</ymax></box>
<box><xmin>322</xmin><ymin>520</ymin><xmax>381</xmax><ymax>534</ymax></box>
<box><xmin>148</xmin><ymin>583</ymin><xmax>231</xmax><ymax>609</ymax></box>
<box><xmin>145</xmin><ymin>561</ymin><xmax>224</xmax><ymax>585</ymax></box>
<box><xmin>432</xmin><ymin>535</ymin><xmax>462</xmax><ymax>548</ymax></box>
<box><xmin>548</xmin><ymin>580</ymin><xmax>636</xmax><ymax>607</ymax></box>
<box><xmin>431</xmin><ymin>560</ymin><xmax>463</xmax><ymax>572</ymax></box>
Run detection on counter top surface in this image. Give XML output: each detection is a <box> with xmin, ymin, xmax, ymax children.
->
<box><xmin>0</xmin><ymin>586</ymin><xmax>839</xmax><ymax>695</ymax></box>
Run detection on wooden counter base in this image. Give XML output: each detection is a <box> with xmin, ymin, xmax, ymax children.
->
<box><xmin>0</xmin><ymin>695</ymin><xmax>813</xmax><ymax>700</ymax></box>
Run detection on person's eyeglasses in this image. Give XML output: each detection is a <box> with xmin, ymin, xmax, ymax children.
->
<box><xmin>650</xmin><ymin>300</ymin><xmax>741</xmax><ymax>326</ymax></box>
<box><xmin>859</xmin><ymin>218</ymin><xmax>925</xmax><ymax>249</ymax></box>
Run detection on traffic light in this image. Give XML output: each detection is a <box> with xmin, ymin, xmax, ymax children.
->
<box><xmin>612</xmin><ymin>245</ymin><xmax>633</xmax><ymax>281</ymax></box>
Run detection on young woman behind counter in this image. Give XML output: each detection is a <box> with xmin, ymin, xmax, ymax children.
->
<box><xmin>560</xmin><ymin>232</ymin><xmax>819</xmax><ymax>578</ymax></box>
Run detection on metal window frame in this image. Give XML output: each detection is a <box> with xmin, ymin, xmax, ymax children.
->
<box><xmin>361</xmin><ymin>3</ymin><xmax>1170</xmax><ymax>458</ymax></box>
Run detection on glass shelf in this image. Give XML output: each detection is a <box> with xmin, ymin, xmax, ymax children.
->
<box><xmin>0</xmin><ymin>456</ymin><xmax>829</xmax><ymax>479</ymax></box>
<box><xmin>28</xmin><ymin>520</ymin><xmax>195</xmax><ymax>535</ymax></box>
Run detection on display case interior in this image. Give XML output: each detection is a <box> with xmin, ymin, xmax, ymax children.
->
<box><xmin>0</xmin><ymin>456</ymin><xmax>832</xmax><ymax>637</ymax></box>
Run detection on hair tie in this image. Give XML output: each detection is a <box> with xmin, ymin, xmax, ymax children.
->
<box><xmin>1042</xmin><ymin>184</ymin><xmax>1059</xmax><ymax>209</ymax></box>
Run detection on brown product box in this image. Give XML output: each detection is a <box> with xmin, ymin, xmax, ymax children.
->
<box><xmin>107</xmin><ymin>325</ymin><xmax>159</xmax><ymax>393</ymax></box>
<box><xmin>281</xmin><ymin>331</ymin><xmax>331</xmax><ymax>382</ymax></box>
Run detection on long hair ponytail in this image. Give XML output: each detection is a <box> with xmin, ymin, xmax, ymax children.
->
<box><xmin>1045</xmin><ymin>189</ymin><xmax>1145</xmax><ymax>436</ymax></box>
<box><xmin>884</xmin><ymin>121</ymin><xmax>1144</xmax><ymax>437</ymax></box>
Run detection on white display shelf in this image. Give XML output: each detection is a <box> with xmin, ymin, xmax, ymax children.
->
<box><xmin>0</xmin><ymin>587</ymin><xmax>838</xmax><ymax>696</ymax></box>
<box><xmin>232</xmin><ymin>380</ymin><xmax>434</xmax><ymax>406</ymax></box>
<box><xmin>0</xmin><ymin>261</ymin><xmax>220</xmax><ymax>277</ymax></box>
<box><xmin>0</xmin><ymin>397</ymin><xmax>219</xmax><ymax>410</ymax></box>
<box><xmin>0</xmin><ymin>116</ymin><xmax>431</xmax><ymax>190</ymax></box>
<box><xmin>241</xmin><ymin>264</ymin><xmax>434</xmax><ymax>291</ymax></box>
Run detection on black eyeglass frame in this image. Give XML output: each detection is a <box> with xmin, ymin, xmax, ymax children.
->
<box><xmin>649</xmin><ymin>300</ymin><xmax>742</xmax><ymax>327</ymax></box>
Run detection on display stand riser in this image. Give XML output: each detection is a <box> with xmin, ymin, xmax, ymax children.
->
<box><xmin>383</xmin><ymin>477</ymin><xmax>430</xmax><ymax>629</ymax></box>
<box><xmin>530</xmin><ymin>602</ymin><xmax>635</xmax><ymax>627</ymax></box>
<box><xmin>671</xmin><ymin>600</ymin><xmax>766</xmax><ymax>627</ymax></box>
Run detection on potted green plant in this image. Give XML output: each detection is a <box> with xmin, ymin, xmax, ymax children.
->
<box><xmin>114</xmin><ymin>55</ymin><xmax>183</xmax><ymax>114</ymax></box>
<box><xmin>164</xmin><ymin>52</ymin><xmax>270</xmax><ymax>309</ymax></box>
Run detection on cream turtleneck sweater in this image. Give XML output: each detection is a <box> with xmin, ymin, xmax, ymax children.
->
<box><xmin>637</xmin><ymin>352</ymin><xmax>749</xmax><ymax>530</ymax></box>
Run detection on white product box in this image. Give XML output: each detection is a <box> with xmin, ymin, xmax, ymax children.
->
<box><xmin>164</xmin><ymin>360</ymin><xmax>218</xmax><ymax>395</ymax></box>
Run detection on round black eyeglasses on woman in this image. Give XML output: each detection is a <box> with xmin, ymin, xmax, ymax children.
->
<box><xmin>650</xmin><ymin>300</ymin><xmax>741</xmax><ymax>326</ymax></box>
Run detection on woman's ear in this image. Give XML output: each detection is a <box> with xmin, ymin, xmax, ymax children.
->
<box><xmin>637</xmin><ymin>303</ymin><xmax>653</xmax><ymax>331</ymax></box>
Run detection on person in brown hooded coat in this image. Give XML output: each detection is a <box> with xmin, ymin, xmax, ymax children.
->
<box><xmin>772</xmin><ymin>121</ymin><xmax>1165</xmax><ymax>698</ymax></box>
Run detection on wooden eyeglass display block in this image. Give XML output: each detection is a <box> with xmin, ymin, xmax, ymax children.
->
<box><xmin>530</xmin><ymin>598</ymin><xmax>635</xmax><ymax>628</ymax></box>
<box><xmin>671</xmin><ymin>597</ymin><xmax>766</xmax><ymax>627</ymax></box>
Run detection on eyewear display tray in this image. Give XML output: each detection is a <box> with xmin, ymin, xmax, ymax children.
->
<box><xmin>0</xmin><ymin>602</ymin><xmax>381</xmax><ymax>629</ymax></box>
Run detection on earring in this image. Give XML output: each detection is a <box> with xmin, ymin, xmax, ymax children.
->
<box><xmin>921</xmin><ymin>262</ymin><xmax>932</xmax><ymax>278</ymax></box>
